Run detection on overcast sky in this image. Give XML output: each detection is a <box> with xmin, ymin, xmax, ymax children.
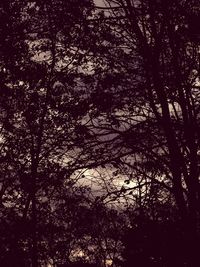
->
<box><xmin>94</xmin><ymin>0</ymin><xmax>105</xmax><ymax>6</ymax></box>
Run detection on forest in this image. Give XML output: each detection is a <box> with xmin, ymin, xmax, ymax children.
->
<box><xmin>0</xmin><ymin>0</ymin><xmax>200</xmax><ymax>266</ymax></box>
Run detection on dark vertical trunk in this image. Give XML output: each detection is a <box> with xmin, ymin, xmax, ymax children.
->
<box><xmin>32</xmin><ymin>182</ymin><xmax>38</xmax><ymax>267</ymax></box>
<box><xmin>31</xmin><ymin>158</ymin><xmax>38</xmax><ymax>267</ymax></box>
<box><xmin>149</xmin><ymin>53</ymin><xmax>188</xmax><ymax>220</ymax></box>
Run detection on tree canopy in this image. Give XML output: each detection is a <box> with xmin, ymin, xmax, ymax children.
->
<box><xmin>1</xmin><ymin>0</ymin><xmax>200</xmax><ymax>266</ymax></box>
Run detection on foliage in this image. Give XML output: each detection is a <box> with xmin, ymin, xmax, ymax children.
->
<box><xmin>1</xmin><ymin>0</ymin><xmax>200</xmax><ymax>266</ymax></box>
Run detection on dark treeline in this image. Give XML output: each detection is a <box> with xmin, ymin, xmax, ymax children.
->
<box><xmin>0</xmin><ymin>0</ymin><xmax>200</xmax><ymax>266</ymax></box>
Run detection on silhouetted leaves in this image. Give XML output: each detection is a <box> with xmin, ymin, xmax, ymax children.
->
<box><xmin>1</xmin><ymin>0</ymin><xmax>200</xmax><ymax>266</ymax></box>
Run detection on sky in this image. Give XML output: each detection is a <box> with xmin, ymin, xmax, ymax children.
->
<box><xmin>94</xmin><ymin>0</ymin><xmax>105</xmax><ymax>6</ymax></box>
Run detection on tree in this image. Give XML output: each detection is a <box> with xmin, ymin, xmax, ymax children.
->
<box><xmin>74</xmin><ymin>0</ymin><xmax>200</xmax><ymax>265</ymax></box>
<box><xmin>1</xmin><ymin>0</ymin><xmax>200</xmax><ymax>266</ymax></box>
<box><xmin>0</xmin><ymin>1</ymin><xmax>96</xmax><ymax>266</ymax></box>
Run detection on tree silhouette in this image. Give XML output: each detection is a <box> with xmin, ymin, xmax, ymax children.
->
<box><xmin>0</xmin><ymin>0</ymin><xmax>97</xmax><ymax>266</ymax></box>
<box><xmin>76</xmin><ymin>0</ymin><xmax>200</xmax><ymax>265</ymax></box>
<box><xmin>1</xmin><ymin>0</ymin><xmax>200</xmax><ymax>266</ymax></box>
